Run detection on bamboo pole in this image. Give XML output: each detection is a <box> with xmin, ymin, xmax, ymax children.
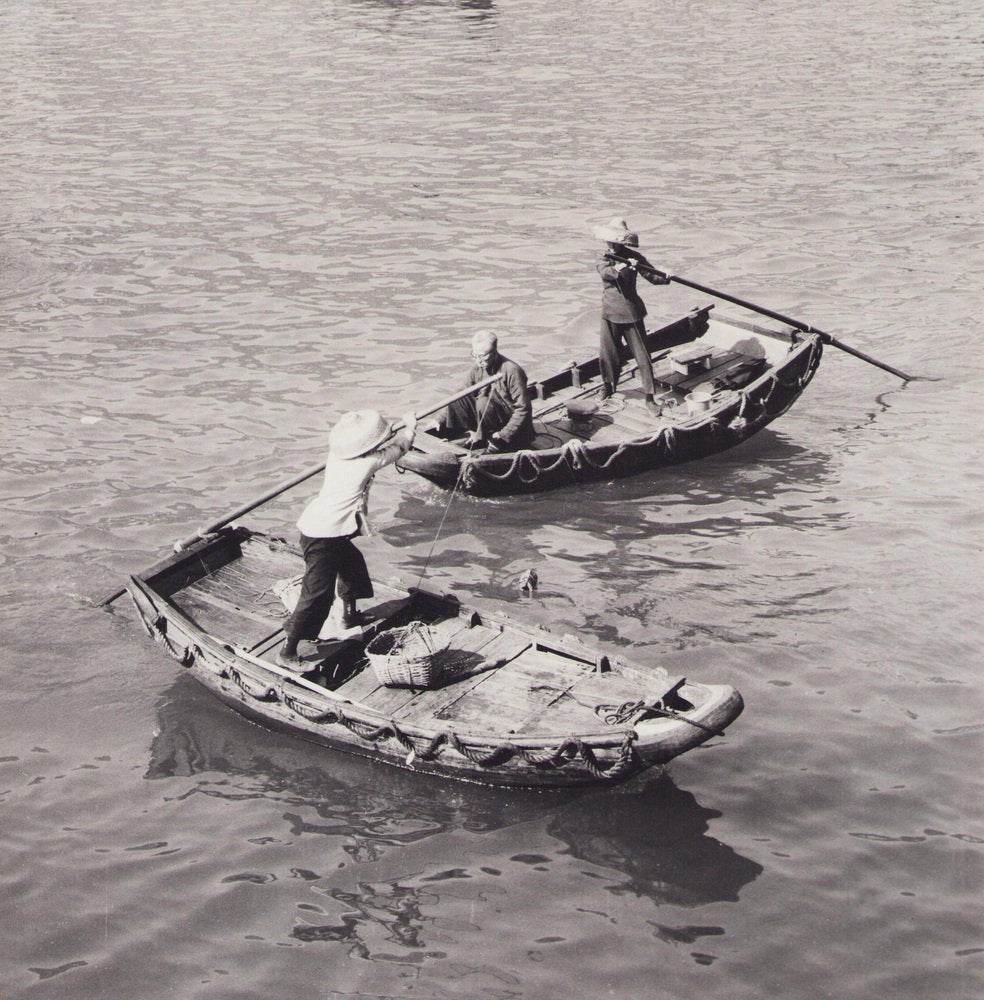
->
<box><xmin>97</xmin><ymin>374</ymin><xmax>504</xmax><ymax>607</ymax></box>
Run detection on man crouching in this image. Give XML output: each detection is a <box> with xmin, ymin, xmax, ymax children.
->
<box><xmin>429</xmin><ymin>331</ymin><xmax>535</xmax><ymax>453</ymax></box>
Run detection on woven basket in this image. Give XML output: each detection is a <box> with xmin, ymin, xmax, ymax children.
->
<box><xmin>365</xmin><ymin>621</ymin><xmax>445</xmax><ymax>688</ymax></box>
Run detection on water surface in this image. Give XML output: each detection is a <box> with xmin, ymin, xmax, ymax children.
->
<box><xmin>2</xmin><ymin>1</ymin><xmax>982</xmax><ymax>997</ymax></box>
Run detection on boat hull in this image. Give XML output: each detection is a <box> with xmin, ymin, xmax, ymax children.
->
<box><xmin>123</xmin><ymin>530</ymin><xmax>744</xmax><ymax>788</ymax></box>
<box><xmin>399</xmin><ymin>307</ymin><xmax>822</xmax><ymax>496</ymax></box>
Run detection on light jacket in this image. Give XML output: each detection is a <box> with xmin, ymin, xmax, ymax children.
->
<box><xmin>296</xmin><ymin>431</ymin><xmax>413</xmax><ymax>538</ymax></box>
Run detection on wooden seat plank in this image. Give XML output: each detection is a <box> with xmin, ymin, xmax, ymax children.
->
<box><xmin>173</xmin><ymin>587</ymin><xmax>275</xmax><ymax>649</ymax></box>
<box><xmin>652</xmin><ymin>350</ymin><xmax>745</xmax><ymax>393</ymax></box>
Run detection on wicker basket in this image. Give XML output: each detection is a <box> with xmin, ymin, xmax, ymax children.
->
<box><xmin>365</xmin><ymin>621</ymin><xmax>445</xmax><ymax>688</ymax></box>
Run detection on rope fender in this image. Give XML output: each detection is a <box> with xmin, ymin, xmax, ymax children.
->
<box><xmin>278</xmin><ymin>691</ymin><xmax>639</xmax><ymax>779</ymax></box>
<box><xmin>466</xmin><ymin>424</ymin><xmax>678</xmax><ymax>487</ymax></box>
<box><xmin>228</xmin><ymin>666</ymin><xmax>278</xmax><ymax>701</ymax></box>
<box><xmin>149</xmin><ymin>615</ymin><xmax>197</xmax><ymax>667</ymax></box>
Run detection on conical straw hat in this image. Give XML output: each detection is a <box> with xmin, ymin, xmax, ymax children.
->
<box><xmin>593</xmin><ymin>217</ymin><xmax>639</xmax><ymax>246</ymax></box>
<box><xmin>328</xmin><ymin>410</ymin><xmax>395</xmax><ymax>460</ymax></box>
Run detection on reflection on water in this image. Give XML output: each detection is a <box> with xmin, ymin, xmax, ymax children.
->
<box><xmin>384</xmin><ymin>429</ymin><xmax>845</xmax><ymax>616</ymax></box>
<box><xmin>548</xmin><ymin>785</ymin><xmax>762</xmax><ymax>909</ymax></box>
<box><xmin>341</xmin><ymin>0</ymin><xmax>496</xmax><ymax>33</ymax></box>
<box><xmin>149</xmin><ymin>673</ymin><xmax>761</xmax><ymax>916</ymax></box>
<box><xmin>392</xmin><ymin>428</ymin><xmax>841</xmax><ymax>544</ymax></box>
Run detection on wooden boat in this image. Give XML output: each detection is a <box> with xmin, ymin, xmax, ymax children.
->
<box><xmin>124</xmin><ymin>526</ymin><xmax>744</xmax><ymax>788</ymax></box>
<box><xmin>398</xmin><ymin>305</ymin><xmax>823</xmax><ymax>496</ymax></box>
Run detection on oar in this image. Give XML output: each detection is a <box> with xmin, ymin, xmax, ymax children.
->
<box><xmin>96</xmin><ymin>373</ymin><xmax>504</xmax><ymax>607</ymax></box>
<box><xmin>608</xmin><ymin>255</ymin><xmax>915</xmax><ymax>381</ymax></box>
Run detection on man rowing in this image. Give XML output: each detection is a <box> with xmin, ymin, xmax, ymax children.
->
<box><xmin>427</xmin><ymin>330</ymin><xmax>536</xmax><ymax>453</ymax></box>
<box><xmin>594</xmin><ymin>217</ymin><xmax>670</xmax><ymax>416</ymax></box>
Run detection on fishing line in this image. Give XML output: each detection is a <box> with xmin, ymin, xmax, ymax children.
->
<box><xmin>412</xmin><ymin>390</ymin><xmax>496</xmax><ymax>592</ymax></box>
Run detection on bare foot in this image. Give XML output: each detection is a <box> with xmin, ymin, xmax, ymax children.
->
<box><xmin>276</xmin><ymin>651</ymin><xmax>306</xmax><ymax>672</ymax></box>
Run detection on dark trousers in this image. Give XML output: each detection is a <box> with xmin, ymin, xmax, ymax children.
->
<box><xmin>599</xmin><ymin>319</ymin><xmax>656</xmax><ymax>395</ymax></box>
<box><xmin>285</xmin><ymin>533</ymin><xmax>374</xmax><ymax>647</ymax></box>
<box><xmin>444</xmin><ymin>392</ymin><xmax>534</xmax><ymax>447</ymax></box>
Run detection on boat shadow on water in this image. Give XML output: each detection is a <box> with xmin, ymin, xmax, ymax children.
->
<box><xmin>148</xmin><ymin>674</ymin><xmax>763</xmax><ymax>914</ymax></box>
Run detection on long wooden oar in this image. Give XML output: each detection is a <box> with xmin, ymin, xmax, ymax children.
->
<box><xmin>609</xmin><ymin>255</ymin><xmax>915</xmax><ymax>381</ymax></box>
<box><xmin>97</xmin><ymin>374</ymin><xmax>503</xmax><ymax>607</ymax></box>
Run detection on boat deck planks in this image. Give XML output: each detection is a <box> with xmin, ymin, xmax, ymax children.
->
<box><xmin>386</xmin><ymin>631</ymin><xmax>533</xmax><ymax>723</ymax></box>
<box><xmin>514</xmin><ymin>669</ymin><xmax>686</xmax><ymax>733</ymax></box>
<box><xmin>339</xmin><ymin>620</ymin><xmax>532</xmax><ymax>718</ymax></box>
<box><xmin>176</xmin><ymin>585</ymin><xmax>281</xmax><ymax>650</ymax></box>
<box><xmin>425</xmin><ymin>645</ymin><xmax>597</xmax><ymax>731</ymax></box>
<box><xmin>605</xmin><ymin>401</ymin><xmax>661</xmax><ymax>437</ymax></box>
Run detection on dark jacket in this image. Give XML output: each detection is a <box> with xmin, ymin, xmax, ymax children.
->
<box><xmin>466</xmin><ymin>353</ymin><xmax>534</xmax><ymax>446</ymax></box>
<box><xmin>597</xmin><ymin>249</ymin><xmax>651</xmax><ymax>323</ymax></box>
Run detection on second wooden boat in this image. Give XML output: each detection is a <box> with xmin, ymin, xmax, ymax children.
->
<box><xmin>398</xmin><ymin>305</ymin><xmax>822</xmax><ymax>495</ymax></box>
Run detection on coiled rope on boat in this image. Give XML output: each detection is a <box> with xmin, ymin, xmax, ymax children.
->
<box><xmin>598</xmin><ymin>699</ymin><xmax>724</xmax><ymax>737</ymax></box>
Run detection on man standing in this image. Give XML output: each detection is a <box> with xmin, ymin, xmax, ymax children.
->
<box><xmin>430</xmin><ymin>330</ymin><xmax>535</xmax><ymax>453</ymax></box>
<box><xmin>594</xmin><ymin>217</ymin><xmax>670</xmax><ymax>416</ymax></box>
<box><xmin>277</xmin><ymin>408</ymin><xmax>416</xmax><ymax>671</ymax></box>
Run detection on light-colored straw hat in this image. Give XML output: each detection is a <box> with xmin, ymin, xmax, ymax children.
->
<box><xmin>328</xmin><ymin>410</ymin><xmax>395</xmax><ymax>460</ymax></box>
<box><xmin>593</xmin><ymin>217</ymin><xmax>639</xmax><ymax>246</ymax></box>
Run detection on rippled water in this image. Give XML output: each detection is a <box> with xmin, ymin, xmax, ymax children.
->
<box><xmin>2</xmin><ymin>1</ymin><xmax>982</xmax><ymax>997</ymax></box>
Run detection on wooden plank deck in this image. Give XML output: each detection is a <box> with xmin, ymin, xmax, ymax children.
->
<box><xmin>425</xmin><ymin>645</ymin><xmax>595</xmax><ymax>732</ymax></box>
<box><xmin>338</xmin><ymin>619</ymin><xmax>533</xmax><ymax>719</ymax></box>
<box><xmin>512</xmin><ymin>670</ymin><xmax>685</xmax><ymax>733</ymax></box>
<box><xmin>387</xmin><ymin>629</ymin><xmax>534</xmax><ymax>723</ymax></box>
<box><xmin>175</xmin><ymin>584</ymin><xmax>283</xmax><ymax>649</ymax></box>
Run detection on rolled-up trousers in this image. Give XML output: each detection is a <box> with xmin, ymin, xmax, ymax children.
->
<box><xmin>443</xmin><ymin>392</ymin><xmax>534</xmax><ymax>447</ymax></box>
<box><xmin>285</xmin><ymin>533</ymin><xmax>374</xmax><ymax>643</ymax></box>
<box><xmin>599</xmin><ymin>318</ymin><xmax>656</xmax><ymax>395</ymax></box>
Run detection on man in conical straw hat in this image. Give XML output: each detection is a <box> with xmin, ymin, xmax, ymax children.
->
<box><xmin>278</xmin><ymin>408</ymin><xmax>417</xmax><ymax>671</ymax></box>
<box><xmin>593</xmin><ymin>217</ymin><xmax>670</xmax><ymax>415</ymax></box>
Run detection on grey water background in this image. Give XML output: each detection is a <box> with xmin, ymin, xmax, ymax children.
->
<box><xmin>2</xmin><ymin>0</ymin><xmax>982</xmax><ymax>997</ymax></box>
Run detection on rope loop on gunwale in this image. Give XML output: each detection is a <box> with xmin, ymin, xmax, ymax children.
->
<box><xmin>228</xmin><ymin>666</ymin><xmax>278</xmax><ymax>701</ymax></box>
<box><xmin>273</xmin><ymin>688</ymin><xmax>639</xmax><ymax>779</ymax></box>
<box><xmin>462</xmin><ymin>424</ymin><xmax>679</xmax><ymax>489</ymax></box>
<box><xmin>148</xmin><ymin>614</ymin><xmax>198</xmax><ymax>667</ymax></box>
